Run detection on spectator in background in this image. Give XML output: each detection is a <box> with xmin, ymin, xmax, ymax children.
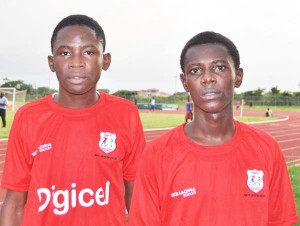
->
<box><xmin>265</xmin><ymin>108</ymin><xmax>272</xmax><ymax>117</ymax></box>
<box><xmin>185</xmin><ymin>95</ymin><xmax>193</xmax><ymax>122</ymax></box>
<box><xmin>0</xmin><ymin>92</ymin><xmax>8</xmax><ymax>128</ymax></box>
<box><xmin>235</xmin><ymin>99</ymin><xmax>241</xmax><ymax>110</ymax></box>
<box><xmin>134</xmin><ymin>96</ymin><xmax>138</xmax><ymax>105</ymax></box>
<box><xmin>150</xmin><ymin>96</ymin><xmax>156</xmax><ymax>111</ymax></box>
<box><xmin>249</xmin><ymin>101</ymin><xmax>253</xmax><ymax>108</ymax></box>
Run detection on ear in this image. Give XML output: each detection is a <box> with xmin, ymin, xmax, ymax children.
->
<box><xmin>180</xmin><ymin>73</ymin><xmax>189</xmax><ymax>92</ymax></box>
<box><xmin>48</xmin><ymin>55</ymin><xmax>55</xmax><ymax>72</ymax></box>
<box><xmin>234</xmin><ymin>68</ymin><xmax>244</xmax><ymax>88</ymax></box>
<box><xmin>102</xmin><ymin>53</ymin><xmax>111</xmax><ymax>71</ymax></box>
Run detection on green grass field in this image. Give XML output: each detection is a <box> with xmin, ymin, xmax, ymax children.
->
<box><xmin>289</xmin><ymin>165</ymin><xmax>300</xmax><ymax>225</ymax></box>
<box><xmin>139</xmin><ymin>112</ymin><xmax>278</xmax><ymax>129</ymax></box>
<box><xmin>0</xmin><ymin>108</ymin><xmax>14</xmax><ymax>138</ymax></box>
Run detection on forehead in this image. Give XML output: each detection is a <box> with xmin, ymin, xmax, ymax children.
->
<box><xmin>54</xmin><ymin>25</ymin><xmax>101</xmax><ymax>48</ymax></box>
<box><xmin>185</xmin><ymin>43</ymin><xmax>232</xmax><ymax>64</ymax></box>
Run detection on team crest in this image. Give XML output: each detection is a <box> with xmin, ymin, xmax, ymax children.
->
<box><xmin>247</xmin><ymin>169</ymin><xmax>264</xmax><ymax>193</ymax></box>
<box><xmin>99</xmin><ymin>132</ymin><xmax>117</xmax><ymax>154</ymax></box>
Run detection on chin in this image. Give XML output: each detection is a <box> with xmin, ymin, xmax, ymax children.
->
<box><xmin>202</xmin><ymin>103</ymin><xmax>230</xmax><ymax>114</ymax></box>
<box><xmin>62</xmin><ymin>86</ymin><xmax>90</xmax><ymax>95</ymax></box>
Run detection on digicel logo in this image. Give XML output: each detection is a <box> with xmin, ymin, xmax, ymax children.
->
<box><xmin>37</xmin><ymin>181</ymin><xmax>110</xmax><ymax>215</ymax></box>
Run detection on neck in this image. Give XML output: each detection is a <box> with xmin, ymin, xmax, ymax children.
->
<box><xmin>53</xmin><ymin>91</ymin><xmax>100</xmax><ymax>109</ymax></box>
<box><xmin>185</xmin><ymin>109</ymin><xmax>235</xmax><ymax>146</ymax></box>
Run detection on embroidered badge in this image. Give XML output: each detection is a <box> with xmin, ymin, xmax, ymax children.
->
<box><xmin>99</xmin><ymin>132</ymin><xmax>117</xmax><ymax>154</ymax></box>
<box><xmin>247</xmin><ymin>169</ymin><xmax>264</xmax><ymax>193</ymax></box>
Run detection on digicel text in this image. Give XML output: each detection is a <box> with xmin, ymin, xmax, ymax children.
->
<box><xmin>37</xmin><ymin>181</ymin><xmax>110</xmax><ymax>215</ymax></box>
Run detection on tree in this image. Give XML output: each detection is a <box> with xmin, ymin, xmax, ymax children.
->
<box><xmin>37</xmin><ymin>87</ymin><xmax>51</xmax><ymax>96</ymax></box>
<box><xmin>112</xmin><ymin>90</ymin><xmax>137</xmax><ymax>102</ymax></box>
<box><xmin>281</xmin><ymin>91</ymin><xmax>292</xmax><ymax>97</ymax></box>
<box><xmin>294</xmin><ymin>92</ymin><xmax>300</xmax><ymax>97</ymax></box>
<box><xmin>253</xmin><ymin>88</ymin><xmax>265</xmax><ymax>97</ymax></box>
<box><xmin>270</xmin><ymin>86</ymin><xmax>280</xmax><ymax>95</ymax></box>
<box><xmin>113</xmin><ymin>90</ymin><xmax>137</xmax><ymax>97</ymax></box>
<box><xmin>99</xmin><ymin>88</ymin><xmax>110</xmax><ymax>93</ymax></box>
<box><xmin>0</xmin><ymin>79</ymin><xmax>34</xmax><ymax>94</ymax></box>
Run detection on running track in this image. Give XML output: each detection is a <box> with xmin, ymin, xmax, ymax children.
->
<box><xmin>0</xmin><ymin>109</ymin><xmax>300</xmax><ymax>209</ymax></box>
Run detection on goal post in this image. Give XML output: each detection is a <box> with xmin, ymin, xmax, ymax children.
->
<box><xmin>0</xmin><ymin>87</ymin><xmax>27</xmax><ymax>111</ymax></box>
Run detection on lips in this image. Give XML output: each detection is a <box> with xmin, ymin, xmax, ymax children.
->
<box><xmin>66</xmin><ymin>70</ymin><xmax>86</xmax><ymax>83</ymax></box>
<box><xmin>67</xmin><ymin>74</ymin><xmax>87</xmax><ymax>84</ymax></box>
<box><xmin>200</xmin><ymin>88</ymin><xmax>222</xmax><ymax>100</ymax></box>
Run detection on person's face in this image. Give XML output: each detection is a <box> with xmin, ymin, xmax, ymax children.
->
<box><xmin>48</xmin><ymin>25</ymin><xmax>111</xmax><ymax>96</ymax></box>
<box><xmin>180</xmin><ymin>43</ymin><xmax>243</xmax><ymax>114</ymax></box>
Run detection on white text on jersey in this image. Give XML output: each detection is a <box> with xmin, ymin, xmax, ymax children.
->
<box><xmin>32</xmin><ymin>143</ymin><xmax>52</xmax><ymax>157</ymax></box>
<box><xmin>37</xmin><ymin>181</ymin><xmax>110</xmax><ymax>215</ymax></box>
<box><xmin>171</xmin><ymin>187</ymin><xmax>197</xmax><ymax>198</ymax></box>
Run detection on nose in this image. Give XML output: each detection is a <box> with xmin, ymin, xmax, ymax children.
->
<box><xmin>200</xmin><ymin>70</ymin><xmax>216</xmax><ymax>85</ymax></box>
<box><xmin>69</xmin><ymin>54</ymin><xmax>84</xmax><ymax>68</ymax></box>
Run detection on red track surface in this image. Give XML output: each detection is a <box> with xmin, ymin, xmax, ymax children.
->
<box><xmin>1</xmin><ymin>109</ymin><xmax>300</xmax><ymax>209</ymax></box>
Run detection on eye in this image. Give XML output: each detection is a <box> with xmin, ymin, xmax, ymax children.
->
<box><xmin>189</xmin><ymin>68</ymin><xmax>201</xmax><ymax>75</ymax></box>
<box><xmin>60</xmin><ymin>51</ymin><xmax>70</xmax><ymax>56</ymax></box>
<box><xmin>84</xmin><ymin>51</ymin><xmax>94</xmax><ymax>56</ymax></box>
<box><xmin>214</xmin><ymin>65</ymin><xmax>226</xmax><ymax>72</ymax></box>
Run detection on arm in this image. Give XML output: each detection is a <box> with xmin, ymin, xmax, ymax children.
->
<box><xmin>268</xmin><ymin>143</ymin><xmax>298</xmax><ymax>225</ymax></box>
<box><xmin>124</xmin><ymin>180</ymin><xmax>134</xmax><ymax>213</ymax></box>
<box><xmin>128</xmin><ymin>145</ymin><xmax>162</xmax><ymax>226</ymax></box>
<box><xmin>0</xmin><ymin>97</ymin><xmax>8</xmax><ymax>106</ymax></box>
<box><xmin>0</xmin><ymin>190</ymin><xmax>27</xmax><ymax>226</ymax></box>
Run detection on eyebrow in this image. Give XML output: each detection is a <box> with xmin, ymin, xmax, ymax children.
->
<box><xmin>56</xmin><ymin>44</ymin><xmax>98</xmax><ymax>49</ymax></box>
<box><xmin>212</xmin><ymin>59</ymin><xmax>228</xmax><ymax>64</ymax></box>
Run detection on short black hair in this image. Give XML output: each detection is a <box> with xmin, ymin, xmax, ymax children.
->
<box><xmin>51</xmin><ymin>14</ymin><xmax>106</xmax><ymax>53</ymax></box>
<box><xmin>180</xmin><ymin>31</ymin><xmax>240</xmax><ymax>72</ymax></box>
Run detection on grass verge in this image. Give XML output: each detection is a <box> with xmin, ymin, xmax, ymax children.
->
<box><xmin>289</xmin><ymin>165</ymin><xmax>300</xmax><ymax>225</ymax></box>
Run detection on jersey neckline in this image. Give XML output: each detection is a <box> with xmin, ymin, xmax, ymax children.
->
<box><xmin>177</xmin><ymin>121</ymin><xmax>242</xmax><ymax>161</ymax></box>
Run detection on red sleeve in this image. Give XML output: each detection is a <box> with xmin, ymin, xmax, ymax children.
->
<box><xmin>122</xmin><ymin>107</ymin><xmax>146</xmax><ymax>181</ymax></box>
<box><xmin>1</xmin><ymin>110</ymin><xmax>32</xmax><ymax>191</ymax></box>
<box><xmin>268</xmin><ymin>142</ymin><xmax>298</xmax><ymax>225</ymax></box>
<box><xmin>128</xmin><ymin>142</ymin><xmax>161</xmax><ymax>226</ymax></box>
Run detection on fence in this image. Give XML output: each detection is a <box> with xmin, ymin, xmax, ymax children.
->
<box><xmin>116</xmin><ymin>95</ymin><xmax>300</xmax><ymax>107</ymax></box>
<box><xmin>25</xmin><ymin>93</ymin><xmax>300</xmax><ymax>107</ymax></box>
<box><xmin>239</xmin><ymin>96</ymin><xmax>300</xmax><ymax>107</ymax></box>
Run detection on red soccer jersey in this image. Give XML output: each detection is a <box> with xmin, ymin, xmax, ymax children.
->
<box><xmin>129</xmin><ymin>121</ymin><xmax>298</xmax><ymax>226</ymax></box>
<box><xmin>2</xmin><ymin>92</ymin><xmax>146</xmax><ymax>226</ymax></box>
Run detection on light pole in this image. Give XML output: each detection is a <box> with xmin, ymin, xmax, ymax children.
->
<box><xmin>174</xmin><ymin>76</ymin><xmax>177</xmax><ymax>94</ymax></box>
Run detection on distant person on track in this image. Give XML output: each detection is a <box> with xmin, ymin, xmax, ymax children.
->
<box><xmin>265</xmin><ymin>107</ymin><xmax>272</xmax><ymax>117</ymax></box>
<box><xmin>185</xmin><ymin>95</ymin><xmax>193</xmax><ymax>122</ymax></box>
<box><xmin>129</xmin><ymin>31</ymin><xmax>298</xmax><ymax>225</ymax></box>
<box><xmin>150</xmin><ymin>96</ymin><xmax>156</xmax><ymax>111</ymax></box>
<box><xmin>235</xmin><ymin>99</ymin><xmax>241</xmax><ymax>110</ymax></box>
<box><xmin>0</xmin><ymin>15</ymin><xmax>145</xmax><ymax>226</ymax></box>
<box><xmin>0</xmin><ymin>92</ymin><xmax>8</xmax><ymax>128</ymax></box>
<box><xmin>249</xmin><ymin>101</ymin><xmax>253</xmax><ymax>108</ymax></box>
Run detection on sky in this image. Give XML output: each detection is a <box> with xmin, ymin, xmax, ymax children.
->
<box><xmin>0</xmin><ymin>0</ymin><xmax>299</xmax><ymax>95</ymax></box>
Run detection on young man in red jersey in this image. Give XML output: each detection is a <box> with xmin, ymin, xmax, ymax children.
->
<box><xmin>129</xmin><ymin>31</ymin><xmax>298</xmax><ymax>226</ymax></box>
<box><xmin>0</xmin><ymin>15</ymin><xmax>145</xmax><ymax>226</ymax></box>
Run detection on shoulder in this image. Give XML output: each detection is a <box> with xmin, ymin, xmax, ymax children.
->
<box><xmin>13</xmin><ymin>95</ymin><xmax>50</xmax><ymax>120</ymax></box>
<box><xmin>100</xmin><ymin>92</ymin><xmax>137</xmax><ymax>111</ymax></box>
<box><xmin>237</xmin><ymin>121</ymin><xmax>276</xmax><ymax>142</ymax></box>
<box><xmin>144</xmin><ymin>125</ymin><xmax>184</xmax><ymax>157</ymax></box>
<box><xmin>236</xmin><ymin>121</ymin><xmax>280</xmax><ymax>157</ymax></box>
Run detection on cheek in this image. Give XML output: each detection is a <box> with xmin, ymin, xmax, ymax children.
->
<box><xmin>54</xmin><ymin>60</ymin><xmax>68</xmax><ymax>72</ymax></box>
<box><xmin>186</xmin><ymin>79</ymin><xmax>200</xmax><ymax>90</ymax></box>
<box><xmin>87</xmin><ymin>59</ymin><xmax>102</xmax><ymax>71</ymax></box>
